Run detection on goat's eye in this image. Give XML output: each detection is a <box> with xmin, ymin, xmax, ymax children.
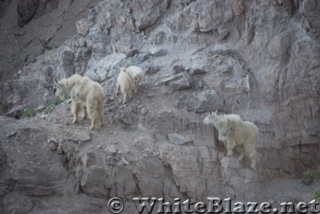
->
<box><xmin>53</xmin><ymin>88</ymin><xmax>57</xmax><ymax>93</ymax></box>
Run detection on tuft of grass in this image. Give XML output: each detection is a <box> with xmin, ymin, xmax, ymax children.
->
<box><xmin>304</xmin><ymin>170</ymin><xmax>315</xmax><ymax>178</ymax></box>
<box><xmin>96</xmin><ymin>75</ymin><xmax>103</xmax><ymax>84</ymax></box>
<box><xmin>314</xmin><ymin>191</ymin><xmax>320</xmax><ymax>200</ymax></box>
<box><xmin>45</xmin><ymin>97</ymin><xmax>68</xmax><ymax>114</ymax></box>
<box><xmin>303</xmin><ymin>168</ymin><xmax>320</xmax><ymax>178</ymax></box>
<box><xmin>304</xmin><ymin>167</ymin><xmax>320</xmax><ymax>200</ymax></box>
<box><xmin>45</xmin><ymin>105</ymin><xmax>55</xmax><ymax>114</ymax></box>
<box><xmin>48</xmin><ymin>98</ymin><xmax>64</xmax><ymax>106</ymax></box>
<box><xmin>23</xmin><ymin>107</ymin><xmax>37</xmax><ymax>118</ymax></box>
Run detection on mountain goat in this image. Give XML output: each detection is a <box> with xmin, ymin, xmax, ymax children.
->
<box><xmin>203</xmin><ymin>110</ymin><xmax>259</xmax><ymax>168</ymax></box>
<box><xmin>125</xmin><ymin>66</ymin><xmax>145</xmax><ymax>93</ymax></box>
<box><xmin>115</xmin><ymin>67</ymin><xmax>134</xmax><ymax>104</ymax></box>
<box><xmin>54</xmin><ymin>74</ymin><xmax>105</xmax><ymax>130</ymax></box>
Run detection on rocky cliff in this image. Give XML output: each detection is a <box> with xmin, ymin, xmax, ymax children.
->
<box><xmin>1</xmin><ymin>0</ymin><xmax>320</xmax><ymax>213</ymax></box>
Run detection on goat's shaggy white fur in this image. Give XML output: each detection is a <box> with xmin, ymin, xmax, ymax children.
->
<box><xmin>203</xmin><ymin>110</ymin><xmax>259</xmax><ymax>168</ymax></box>
<box><xmin>115</xmin><ymin>67</ymin><xmax>134</xmax><ymax>104</ymax></box>
<box><xmin>54</xmin><ymin>74</ymin><xmax>105</xmax><ymax>130</ymax></box>
<box><xmin>125</xmin><ymin>66</ymin><xmax>145</xmax><ymax>93</ymax></box>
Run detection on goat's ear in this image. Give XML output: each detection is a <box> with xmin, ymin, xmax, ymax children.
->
<box><xmin>214</xmin><ymin>110</ymin><xmax>218</xmax><ymax>114</ymax></box>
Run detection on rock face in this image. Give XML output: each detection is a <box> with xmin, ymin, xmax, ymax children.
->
<box><xmin>0</xmin><ymin>0</ymin><xmax>100</xmax><ymax>90</ymax></box>
<box><xmin>17</xmin><ymin>0</ymin><xmax>41</xmax><ymax>27</ymax></box>
<box><xmin>1</xmin><ymin>0</ymin><xmax>320</xmax><ymax>213</ymax></box>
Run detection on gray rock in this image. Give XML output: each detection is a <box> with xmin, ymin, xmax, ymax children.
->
<box><xmin>57</xmin><ymin>142</ymin><xmax>64</xmax><ymax>154</ymax></box>
<box><xmin>129</xmin><ymin>0</ymin><xmax>169</xmax><ymax>31</ymax></box>
<box><xmin>146</xmin><ymin>66</ymin><xmax>161</xmax><ymax>75</ymax></box>
<box><xmin>3</xmin><ymin>192</ymin><xmax>33</xmax><ymax>214</ymax></box>
<box><xmin>105</xmin><ymin>145</ymin><xmax>117</xmax><ymax>156</ymax></box>
<box><xmin>85</xmin><ymin>53</ymin><xmax>126</xmax><ymax>79</ymax></box>
<box><xmin>76</xmin><ymin>19</ymin><xmax>90</xmax><ymax>36</ymax></box>
<box><xmin>299</xmin><ymin>0</ymin><xmax>320</xmax><ymax>41</ymax></box>
<box><xmin>135</xmin><ymin>157</ymin><xmax>165</xmax><ymax>196</ymax></box>
<box><xmin>216</xmin><ymin>26</ymin><xmax>230</xmax><ymax>40</ymax></box>
<box><xmin>108</xmin><ymin>68</ymin><xmax>118</xmax><ymax>79</ymax></box>
<box><xmin>126</xmin><ymin>48</ymin><xmax>139</xmax><ymax>57</ymax></box>
<box><xmin>69</xmin><ymin>131</ymin><xmax>91</xmax><ymax>143</ymax></box>
<box><xmin>171</xmin><ymin>72</ymin><xmax>192</xmax><ymax>91</ymax></box>
<box><xmin>163</xmin><ymin>177</ymin><xmax>183</xmax><ymax>200</ymax></box>
<box><xmin>85</xmin><ymin>25</ymin><xmax>110</xmax><ymax>57</ymax></box>
<box><xmin>0</xmin><ymin>1</ymin><xmax>10</xmax><ymax>18</ymax></box>
<box><xmin>35</xmin><ymin>105</ymin><xmax>46</xmax><ymax>113</ymax></box>
<box><xmin>161</xmin><ymin>72</ymin><xmax>192</xmax><ymax>91</ymax></box>
<box><xmin>159</xmin><ymin>143</ymin><xmax>205</xmax><ymax>200</ymax></box>
<box><xmin>167</xmin><ymin>133</ymin><xmax>193</xmax><ymax>145</ymax></box>
<box><xmin>172</xmin><ymin>65</ymin><xmax>187</xmax><ymax>75</ymax></box>
<box><xmin>189</xmin><ymin>67</ymin><xmax>209</xmax><ymax>76</ymax></box>
<box><xmin>6</xmin><ymin>131</ymin><xmax>16</xmax><ymax>138</ymax></box>
<box><xmin>175</xmin><ymin>94</ymin><xmax>191</xmax><ymax>110</ymax></box>
<box><xmin>121</xmin><ymin>157</ymin><xmax>129</xmax><ymax>165</ymax></box>
<box><xmin>130</xmin><ymin>105</ymin><xmax>139</xmax><ymax>114</ymax></box>
<box><xmin>268</xmin><ymin>30</ymin><xmax>296</xmax><ymax>60</ymax></box>
<box><xmin>154</xmin><ymin>31</ymin><xmax>166</xmax><ymax>45</ymax></box>
<box><xmin>113</xmin><ymin>166</ymin><xmax>137</xmax><ymax>198</ymax></box>
<box><xmin>80</xmin><ymin>166</ymin><xmax>109</xmax><ymax>197</ymax></box>
<box><xmin>186</xmin><ymin>90</ymin><xmax>224</xmax><ymax>113</ymax></box>
<box><xmin>118</xmin><ymin>110</ymin><xmax>137</xmax><ymax>125</ymax></box>
<box><xmin>17</xmin><ymin>0</ymin><xmax>40</xmax><ymax>27</ymax></box>
<box><xmin>302</xmin><ymin>177</ymin><xmax>313</xmax><ymax>186</ymax></box>
<box><xmin>47</xmin><ymin>137</ymin><xmax>58</xmax><ymax>144</ymax></box>
<box><xmin>150</xmin><ymin>48</ymin><xmax>168</xmax><ymax>57</ymax></box>
<box><xmin>26</xmin><ymin>187</ymin><xmax>55</xmax><ymax>196</ymax></box>
<box><xmin>61</xmin><ymin>49</ymin><xmax>75</xmax><ymax>77</ymax></box>
<box><xmin>4</xmin><ymin>105</ymin><xmax>26</xmax><ymax>119</ymax></box>
<box><xmin>141</xmin><ymin>107</ymin><xmax>148</xmax><ymax>115</ymax></box>
<box><xmin>49</xmin><ymin>142</ymin><xmax>58</xmax><ymax>151</ymax></box>
<box><xmin>203</xmin><ymin>76</ymin><xmax>225</xmax><ymax>91</ymax></box>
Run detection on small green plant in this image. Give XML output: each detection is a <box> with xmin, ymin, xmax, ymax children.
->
<box><xmin>45</xmin><ymin>97</ymin><xmax>68</xmax><ymax>114</ymax></box>
<box><xmin>304</xmin><ymin>167</ymin><xmax>320</xmax><ymax>200</ymax></box>
<box><xmin>96</xmin><ymin>75</ymin><xmax>103</xmax><ymax>83</ymax></box>
<box><xmin>23</xmin><ymin>107</ymin><xmax>37</xmax><ymax>118</ymax></box>
<box><xmin>45</xmin><ymin>105</ymin><xmax>55</xmax><ymax>114</ymax></box>
<box><xmin>48</xmin><ymin>98</ymin><xmax>64</xmax><ymax>106</ymax></box>
<box><xmin>304</xmin><ymin>170</ymin><xmax>315</xmax><ymax>178</ymax></box>
<box><xmin>303</xmin><ymin>168</ymin><xmax>320</xmax><ymax>178</ymax></box>
<box><xmin>314</xmin><ymin>191</ymin><xmax>320</xmax><ymax>200</ymax></box>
